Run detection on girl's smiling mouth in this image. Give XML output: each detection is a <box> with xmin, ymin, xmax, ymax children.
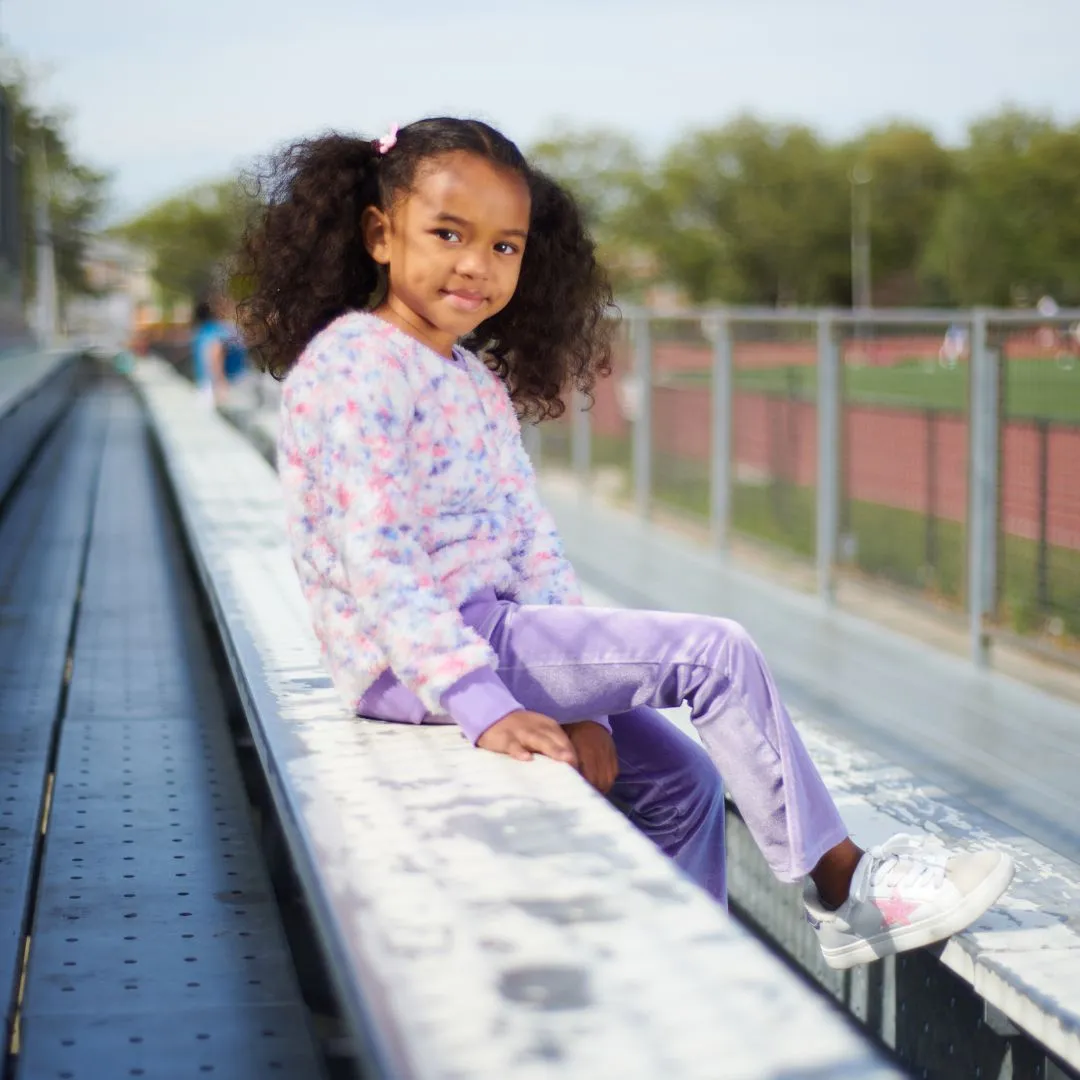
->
<box><xmin>442</xmin><ymin>289</ymin><xmax>486</xmax><ymax>312</ymax></box>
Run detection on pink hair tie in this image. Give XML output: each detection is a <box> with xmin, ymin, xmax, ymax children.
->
<box><xmin>376</xmin><ymin>124</ymin><xmax>399</xmax><ymax>155</ymax></box>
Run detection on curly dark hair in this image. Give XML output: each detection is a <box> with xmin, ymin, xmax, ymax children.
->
<box><xmin>236</xmin><ymin>117</ymin><xmax>614</xmax><ymax>420</ymax></box>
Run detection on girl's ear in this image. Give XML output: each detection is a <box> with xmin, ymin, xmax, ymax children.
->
<box><xmin>361</xmin><ymin>206</ymin><xmax>392</xmax><ymax>265</ymax></box>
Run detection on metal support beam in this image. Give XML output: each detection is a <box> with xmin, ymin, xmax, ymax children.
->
<box><xmin>709</xmin><ymin>311</ymin><xmax>733</xmax><ymax>551</ymax></box>
<box><xmin>571</xmin><ymin>387</ymin><xmax>591</xmax><ymax>494</ymax></box>
<box><xmin>816</xmin><ymin>311</ymin><xmax>840</xmax><ymax>603</ymax></box>
<box><xmin>632</xmin><ymin>313</ymin><xmax>652</xmax><ymax>519</ymax></box>
<box><xmin>968</xmin><ymin>311</ymin><xmax>999</xmax><ymax>667</ymax></box>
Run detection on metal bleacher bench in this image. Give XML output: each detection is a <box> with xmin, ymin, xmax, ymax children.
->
<box><xmin>234</xmin><ymin>364</ymin><xmax>1080</xmax><ymax>1079</ymax></box>
<box><xmin>1</xmin><ymin>348</ymin><xmax>85</xmax><ymax>1046</ymax></box>
<box><xmin>0</xmin><ymin>349</ymin><xmax>81</xmax><ymax>502</ymax></box>
<box><xmin>1</xmin><ymin>355</ymin><xmax>324</xmax><ymax>1078</ymax></box>
<box><xmin>132</xmin><ymin>357</ymin><xmax>906</xmax><ymax>1078</ymax></box>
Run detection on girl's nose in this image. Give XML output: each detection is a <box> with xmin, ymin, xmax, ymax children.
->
<box><xmin>456</xmin><ymin>245</ymin><xmax>491</xmax><ymax>279</ymax></box>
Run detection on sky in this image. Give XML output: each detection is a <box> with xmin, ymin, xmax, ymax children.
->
<box><xmin>4</xmin><ymin>0</ymin><xmax>1079</xmax><ymax>219</ymax></box>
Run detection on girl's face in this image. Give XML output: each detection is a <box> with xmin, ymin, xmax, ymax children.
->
<box><xmin>363</xmin><ymin>151</ymin><xmax>531</xmax><ymax>357</ymax></box>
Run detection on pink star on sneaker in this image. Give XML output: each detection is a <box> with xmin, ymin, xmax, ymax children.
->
<box><xmin>873</xmin><ymin>892</ymin><xmax>920</xmax><ymax>927</ymax></box>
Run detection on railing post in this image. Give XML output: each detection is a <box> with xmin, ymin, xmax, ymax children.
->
<box><xmin>968</xmin><ymin>310</ymin><xmax>999</xmax><ymax>667</ymax></box>
<box><xmin>571</xmin><ymin>388</ymin><xmax>591</xmax><ymax>495</ymax></box>
<box><xmin>632</xmin><ymin>311</ymin><xmax>652</xmax><ymax>519</ymax></box>
<box><xmin>710</xmin><ymin>310</ymin><xmax>733</xmax><ymax>552</ymax></box>
<box><xmin>522</xmin><ymin>420</ymin><xmax>541</xmax><ymax>471</ymax></box>
<box><xmin>1036</xmin><ymin>417</ymin><xmax>1050</xmax><ymax>613</ymax></box>
<box><xmin>816</xmin><ymin>311</ymin><xmax>840</xmax><ymax>603</ymax></box>
<box><xmin>925</xmin><ymin>407</ymin><xmax>939</xmax><ymax>579</ymax></box>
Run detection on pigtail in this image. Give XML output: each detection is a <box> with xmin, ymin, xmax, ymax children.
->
<box><xmin>236</xmin><ymin>134</ymin><xmax>384</xmax><ymax>378</ymax></box>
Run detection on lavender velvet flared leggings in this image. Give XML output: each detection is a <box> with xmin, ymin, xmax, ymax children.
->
<box><xmin>364</xmin><ymin>591</ymin><xmax>850</xmax><ymax>906</ymax></box>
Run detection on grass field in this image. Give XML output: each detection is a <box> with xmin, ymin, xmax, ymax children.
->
<box><xmin>671</xmin><ymin>356</ymin><xmax>1080</xmax><ymax>423</ymax></box>
<box><xmin>658</xmin><ymin>463</ymin><xmax>1080</xmax><ymax>639</ymax></box>
<box><xmin>573</xmin><ymin>434</ymin><xmax>1080</xmax><ymax>642</ymax></box>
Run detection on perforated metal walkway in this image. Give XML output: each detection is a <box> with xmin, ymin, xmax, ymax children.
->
<box><xmin>1</xmin><ymin>380</ymin><xmax>323</xmax><ymax>1079</ymax></box>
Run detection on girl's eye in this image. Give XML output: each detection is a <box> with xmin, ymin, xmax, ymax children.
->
<box><xmin>494</xmin><ymin>242</ymin><xmax>520</xmax><ymax>256</ymax></box>
<box><xmin>434</xmin><ymin>228</ymin><xmax>461</xmax><ymax>243</ymax></box>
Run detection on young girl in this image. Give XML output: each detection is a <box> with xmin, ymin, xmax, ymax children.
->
<box><xmin>239</xmin><ymin>116</ymin><xmax>1013</xmax><ymax>970</ymax></box>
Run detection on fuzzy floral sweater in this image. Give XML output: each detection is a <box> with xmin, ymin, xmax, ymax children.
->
<box><xmin>278</xmin><ymin>311</ymin><xmax>584</xmax><ymax>743</ymax></box>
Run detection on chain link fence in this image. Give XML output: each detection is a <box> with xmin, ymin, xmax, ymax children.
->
<box><xmin>837</xmin><ymin>317</ymin><xmax>971</xmax><ymax>606</ymax></box>
<box><xmin>993</xmin><ymin>319</ymin><xmax>1080</xmax><ymax>645</ymax></box>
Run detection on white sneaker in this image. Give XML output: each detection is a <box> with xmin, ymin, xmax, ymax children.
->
<box><xmin>803</xmin><ymin>833</ymin><xmax>1014</xmax><ymax>970</ymax></box>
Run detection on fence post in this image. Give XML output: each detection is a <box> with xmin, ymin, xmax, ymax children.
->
<box><xmin>632</xmin><ymin>311</ymin><xmax>653</xmax><ymax>519</ymax></box>
<box><xmin>816</xmin><ymin>311</ymin><xmax>840</xmax><ymax>603</ymax></box>
<box><xmin>1036</xmin><ymin>417</ymin><xmax>1050</xmax><ymax>612</ymax></box>
<box><xmin>925</xmin><ymin>407</ymin><xmax>938</xmax><ymax>578</ymax></box>
<box><xmin>968</xmin><ymin>311</ymin><xmax>999</xmax><ymax>667</ymax></box>
<box><xmin>571</xmin><ymin>388</ymin><xmax>591</xmax><ymax>495</ymax></box>
<box><xmin>522</xmin><ymin>420</ymin><xmax>541</xmax><ymax>471</ymax></box>
<box><xmin>710</xmin><ymin>310</ymin><xmax>733</xmax><ymax>551</ymax></box>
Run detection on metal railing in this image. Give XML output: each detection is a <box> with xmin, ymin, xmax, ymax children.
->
<box><xmin>532</xmin><ymin>306</ymin><xmax>1080</xmax><ymax>667</ymax></box>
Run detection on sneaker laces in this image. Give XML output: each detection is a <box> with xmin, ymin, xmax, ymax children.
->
<box><xmin>877</xmin><ymin>832</ymin><xmax>948</xmax><ymax>861</ymax></box>
<box><xmin>866</xmin><ymin>834</ymin><xmax>949</xmax><ymax>894</ymax></box>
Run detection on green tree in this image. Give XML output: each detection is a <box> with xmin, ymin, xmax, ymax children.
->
<box><xmin>529</xmin><ymin>126</ymin><xmax>649</xmax><ymax>298</ymax></box>
<box><xmin>537</xmin><ymin>111</ymin><xmax>1080</xmax><ymax>309</ymax></box>
<box><xmin>843</xmin><ymin>124</ymin><xmax>953</xmax><ymax>305</ymax></box>
<box><xmin>1</xmin><ymin>61</ymin><xmax>111</xmax><ymax>308</ymax></box>
<box><xmin>631</xmin><ymin>116</ymin><xmax>851</xmax><ymax>305</ymax></box>
<box><xmin>921</xmin><ymin>109</ymin><xmax>1080</xmax><ymax>306</ymax></box>
<box><xmin>115</xmin><ymin>178</ymin><xmax>250</xmax><ymax>310</ymax></box>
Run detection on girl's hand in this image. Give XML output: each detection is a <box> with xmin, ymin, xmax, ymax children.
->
<box><xmin>477</xmin><ymin>710</ymin><xmax>579</xmax><ymax>768</ymax></box>
<box><xmin>564</xmin><ymin>720</ymin><xmax>619</xmax><ymax>795</ymax></box>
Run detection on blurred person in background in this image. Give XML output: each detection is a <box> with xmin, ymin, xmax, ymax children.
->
<box><xmin>192</xmin><ymin>295</ymin><xmax>255</xmax><ymax>408</ymax></box>
<box><xmin>219</xmin><ymin>295</ymin><xmax>252</xmax><ymax>387</ymax></box>
<box><xmin>190</xmin><ymin>299</ymin><xmax>230</xmax><ymax>407</ymax></box>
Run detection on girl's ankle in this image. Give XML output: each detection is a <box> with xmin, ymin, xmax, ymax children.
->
<box><xmin>810</xmin><ymin>839</ymin><xmax>864</xmax><ymax>909</ymax></box>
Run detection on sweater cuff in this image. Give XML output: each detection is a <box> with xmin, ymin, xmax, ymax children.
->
<box><xmin>441</xmin><ymin>667</ymin><xmax>522</xmax><ymax>745</ymax></box>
